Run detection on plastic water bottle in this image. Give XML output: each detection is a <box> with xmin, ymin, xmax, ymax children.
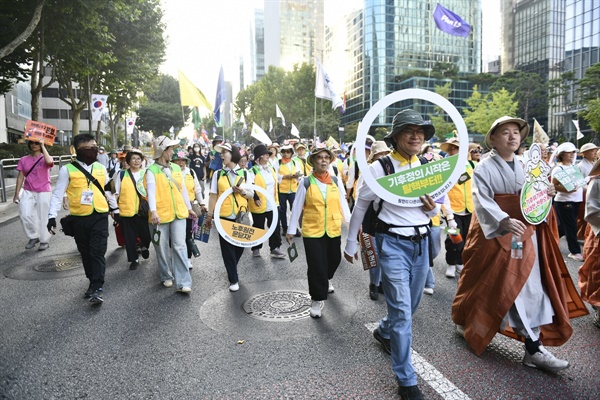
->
<box><xmin>511</xmin><ymin>234</ymin><xmax>523</xmax><ymax>259</ymax></box>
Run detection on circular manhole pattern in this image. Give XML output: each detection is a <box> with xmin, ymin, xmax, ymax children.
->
<box><xmin>34</xmin><ymin>257</ymin><xmax>83</xmax><ymax>272</ymax></box>
<box><xmin>242</xmin><ymin>290</ymin><xmax>312</xmax><ymax>321</ymax></box>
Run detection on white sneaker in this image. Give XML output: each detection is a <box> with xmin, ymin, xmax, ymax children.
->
<box><xmin>567</xmin><ymin>253</ymin><xmax>584</xmax><ymax>261</ymax></box>
<box><xmin>522</xmin><ymin>345</ymin><xmax>570</xmax><ymax>372</ymax></box>
<box><xmin>188</xmin><ymin>259</ymin><xmax>193</xmax><ymax>270</ymax></box>
<box><xmin>423</xmin><ymin>287</ymin><xmax>434</xmax><ymax>295</ymax></box>
<box><xmin>327</xmin><ymin>280</ymin><xmax>335</xmax><ymax>293</ymax></box>
<box><xmin>229</xmin><ymin>282</ymin><xmax>240</xmax><ymax>292</ymax></box>
<box><xmin>446</xmin><ymin>265</ymin><xmax>456</xmax><ymax>278</ymax></box>
<box><xmin>456</xmin><ymin>325</ymin><xmax>465</xmax><ymax>338</ymax></box>
<box><xmin>270</xmin><ymin>248</ymin><xmax>286</xmax><ymax>259</ymax></box>
<box><xmin>162</xmin><ymin>280</ymin><xmax>173</xmax><ymax>288</ymax></box>
<box><xmin>177</xmin><ymin>286</ymin><xmax>192</xmax><ymax>293</ymax></box>
<box><xmin>310</xmin><ymin>300</ymin><xmax>324</xmax><ymax>318</ymax></box>
<box><xmin>456</xmin><ymin>264</ymin><xmax>464</xmax><ymax>274</ymax></box>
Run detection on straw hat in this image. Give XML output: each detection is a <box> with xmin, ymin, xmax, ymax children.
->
<box><xmin>440</xmin><ymin>137</ymin><xmax>460</xmax><ymax>153</ymax></box>
<box><xmin>484</xmin><ymin>116</ymin><xmax>529</xmax><ymax>149</ymax></box>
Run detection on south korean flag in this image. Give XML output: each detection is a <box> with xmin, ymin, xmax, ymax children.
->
<box><xmin>91</xmin><ymin>94</ymin><xmax>108</xmax><ymax>122</ymax></box>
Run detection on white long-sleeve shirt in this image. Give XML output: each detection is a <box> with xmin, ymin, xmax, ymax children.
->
<box><xmin>48</xmin><ymin>160</ymin><xmax>118</xmax><ymax>218</ymax></box>
<box><xmin>287</xmin><ymin>175</ymin><xmax>351</xmax><ymax>235</ymax></box>
<box><xmin>145</xmin><ymin>166</ymin><xmax>192</xmax><ymax>212</ymax></box>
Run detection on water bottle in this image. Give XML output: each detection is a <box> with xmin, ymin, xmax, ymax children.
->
<box><xmin>187</xmin><ymin>238</ymin><xmax>201</xmax><ymax>258</ymax></box>
<box><xmin>511</xmin><ymin>234</ymin><xmax>523</xmax><ymax>259</ymax></box>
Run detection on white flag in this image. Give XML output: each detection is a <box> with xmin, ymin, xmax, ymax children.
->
<box><xmin>91</xmin><ymin>94</ymin><xmax>108</xmax><ymax>122</ymax></box>
<box><xmin>291</xmin><ymin>123</ymin><xmax>300</xmax><ymax>138</ymax></box>
<box><xmin>315</xmin><ymin>61</ymin><xmax>344</xmax><ymax>110</ymax></box>
<box><xmin>251</xmin><ymin>122</ymin><xmax>272</xmax><ymax>145</ymax></box>
<box><xmin>572</xmin><ymin>119</ymin><xmax>584</xmax><ymax>140</ymax></box>
<box><xmin>240</xmin><ymin>113</ymin><xmax>247</xmax><ymax>130</ymax></box>
<box><xmin>276</xmin><ymin>104</ymin><xmax>286</xmax><ymax>126</ymax></box>
<box><xmin>269</xmin><ymin>117</ymin><xmax>273</xmax><ymax>132</ymax></box>
<box><xmin>532</xmin><ymin>118</ymin><xmax>549</xmax><ymax>145</ymax></box>
<box><xmin>126</xmin><ymin>117</ymin><xmax>137</xmax><ymax>134</ymax></box>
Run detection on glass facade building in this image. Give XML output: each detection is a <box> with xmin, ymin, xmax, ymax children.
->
<box><xmin>342</xmin><ymin>0</ymin><xmax>481</xmax><ymax>128</ymax></box>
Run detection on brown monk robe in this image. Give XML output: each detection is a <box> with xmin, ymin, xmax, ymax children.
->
<box><xmin>452</xmin><ymin>194</ymin><xmax>588</xmax><ymax>356</ymax></box>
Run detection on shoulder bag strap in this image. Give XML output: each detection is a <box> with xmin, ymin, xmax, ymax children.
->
<box><xmin>24</xmin><ymin>156</ymin><xmax>44</xmax><ymax>178</ymax></box>
<box><xmin>70</xmin><ymin>162</ymin><xmax>107</xmax><ymax>197</ymax></box>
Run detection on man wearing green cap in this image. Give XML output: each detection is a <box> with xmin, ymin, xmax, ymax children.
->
<box><xmin>344</xmin><ymin>109</ymin><xmax>438</xmax><ymax>400</ymax></box>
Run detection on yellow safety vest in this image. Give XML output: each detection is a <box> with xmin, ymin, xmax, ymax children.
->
<box><xmin>65</xmin><ymin>162</ymin><xmax>108</xmax><ymax>215</ymax></box>
<box><xmin>183</xmin><ymin>169</ymin><xmax>196</xmax><ymax>202</ymax></box>
<box><xmin>217</xmin><ymin>169</ymin><xmax>248</xmax><ymax>218</ymax></box>
<box><xmin>249</xmin><ymin>165</ymin><xmax>279</xmax><ymax>214</ymax></box>
<box><xmin>145</xmin><ymin>163</ymin><xmax>188</xmax><ymax>223</ymax></box>
<box><xmin>293</xmin><ymin>156</ymin><xmax>312</xmax><ymax>176</ymax></box>
<box><xmin>117</xmin><ymin>169</ymin><xmax>142</xmax><ymax>217</ymax></box>
<box><xmin>301</xmin><ymin>175</ymin><xmax>342</xmax><ymax>238</ymax></box>
<box><xmin>448</xmin><ymin>161</ymin><xmax>475</xmax><ymax>213</ymax></box>
<box><xmin>278</xmin><ymin>159</ymin><xmax>299</xmax><ymax>193</ymax></box>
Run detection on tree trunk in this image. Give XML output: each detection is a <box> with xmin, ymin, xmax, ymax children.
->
<box><xmin>72</xmin><ymin>108</ymin><xmax>81</xmax><ymax>136</ymax></box>
<box><xmin>95</xmin><ymin>120</ymin><xmax>102</xmax><ymax>144</ymax></box>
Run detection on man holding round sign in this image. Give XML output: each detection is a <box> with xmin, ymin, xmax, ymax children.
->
<box><xmin>344</xmin><ymin>109</ymin><xmax>441</xmax><ymax>400</ymax></box>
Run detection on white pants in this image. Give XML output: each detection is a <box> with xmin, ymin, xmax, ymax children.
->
<box><xmin>19</xmin><ymin>190</ymin><xmax>52</xmax><ymax>243</ymax></box>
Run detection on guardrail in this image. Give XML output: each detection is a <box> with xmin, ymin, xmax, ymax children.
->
<box><xmin>0</xmin><ymin>155</ymin><xmax>73</xmax><ymax>203</ymax></box>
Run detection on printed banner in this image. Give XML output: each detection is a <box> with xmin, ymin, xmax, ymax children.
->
<box><xmin>553</xmin><ymin>165</ymin><xmax>586</xmax><ymax>192</ymax></box>
<box><xmin>24</xmin><ymin>120</ymin><xmax>56</xmax><ymax>146</ymax></box>
<box><xmin>359</xmin><ymin>232</ymin><xmax>378</xmax><ymax>270</ymax></box>
<box><xmin>521</xmin><ymin>144</ymin><xmax>553</xmax><ymax>224</ymax></box>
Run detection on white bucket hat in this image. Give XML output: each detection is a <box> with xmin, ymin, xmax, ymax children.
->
<box><xmin>153</xmin><ymin>135</ymin><xmax>180</xmax><ymax>159</ymax></box>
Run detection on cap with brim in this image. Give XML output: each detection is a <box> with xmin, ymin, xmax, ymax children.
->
<box><xmin>172</xmin><ymin>147</ymin><xmax>189</xmax><ymax>161</ymax></box>
<box><xmin>214</xmin><ymin>142</ymin><xmax>233</xmax><ymax>153</ymax></box>
<box><xmin>383</xmin><ymin>110</ymin><xmax>435</xmax><ymax>147</ymax></box>
<box><xmin>253</xmin><ymin>144</ymin><xmax>270</xmax><ymax>159</ymax></box>
<box><xmin>440</xmin><ymin>137</ymin><xmax>460</xmax><ymax>153</ymax></box>
<box><xmin>109</xmin><ymin>149</ymin><xmax>118</xmax><ymax>155</ymax></box>
<box><xmin>99</xmin><ymin>146</ymin><xmax>105</xmax><ymax>150</ymax></box>
<box><xmin>307</xmin><ymin>147</ymin><xmax>334</xmax><ymax>167</ymax></box>
<box><xmin>556</xmin><ymin>142</ymin><xmax>578</xmax><ymax>155</ymax></box>
<box><xmin>153</xmin><ymin>135</ymin><xmax>180</xmax><ymax>159</ymax></box>
<box><xmin>484</xmin><ymin>116</ymin><xmax>529</xmax><ymax>149</ymax></box>
<box><xmin>295</xmin><ymin>143</ymin><xmax>307</xmax><ymax>150</ymax></box>
<box><xmin>579</xmin><ymin>143</ymin><xmax>599</xmax><ymax>153</ymax></box>
<box><xmin>367</xmin><ymin>141</ymin><xmax>392</xmax><ymax>162</ymax></box>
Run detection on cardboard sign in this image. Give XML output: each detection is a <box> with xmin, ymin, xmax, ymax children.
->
<box><xmin>521</xmin><ymin>144</ymin><xmax>553</xmax><ymax>225</ymax></box>
<box><xmin>359</xmin><ymin>232</ymin><xmax>378</xmax><ymax>270</ymax></box>
<box><xmin>24</xmin><ymin>120</ymin><xmax>57</xmax><ymax>146</ymax></box>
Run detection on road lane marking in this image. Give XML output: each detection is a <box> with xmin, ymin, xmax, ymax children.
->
<box><xmin>365</xmin><ymin>323</ymin><xmax>471</xmax><ymax>400</ymax></box>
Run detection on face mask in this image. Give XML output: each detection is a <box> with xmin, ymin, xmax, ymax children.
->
<box><xmin>76</xmin><ymin>147</ymin><xmax>98</xmax><ymax>165</ymax></box>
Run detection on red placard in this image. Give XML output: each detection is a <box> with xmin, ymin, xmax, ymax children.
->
<box><xmin>24</xmin><ymin>120</ymin><xmax>57</xmax><ymax>146</ymax></box>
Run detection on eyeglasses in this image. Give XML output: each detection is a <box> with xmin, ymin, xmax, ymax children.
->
<box><xmin>401</xmin><ymin>128</ymin><xmax>425</xmax><ymax>136</ymax></box>
<box><xmin>470</xmin><ymin>149</ymin><xmax>481</xmax><ymax>153</ymax></box>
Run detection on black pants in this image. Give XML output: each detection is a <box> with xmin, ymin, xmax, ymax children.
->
<box><xmin>120</xmin><ymin>214</ymin><xmax>151</xmax><ymax>262</ymax></box>
<box><xmin>218</xmin><ymin>229</ymin><xmax>244</xmax><ymax>284</ymax></box>
<box><xmin>278</xmin><ymin>192</ymin><xmax>296</xmax><ymax>232</ymax></box>
<box><xmin>554</xmin><ymin>201</ymin><xmax>581</xmax><ymax>254</ymax></box>
<box><xmin>303</xmin><ymin>235</ymin><xmax>341</xmax><ymax>301</ymax></box>
<box><xmin>444</xmin><ymin>213</ymin><xmax>472</xmax><ymax>265</ymax></box>
<box><xmin>72</xmin><ymin>212</ymin><xmax>109</xmax><ymax>290</ymax></box>
<box><xmin>251</xmin><ymin>210</ymin><xmax>281</xmax><ymax>251</ymax></box>
<box><xmin>185</xmin><ymin>218</ymin><xmax>193</xmax><ymax>258</ymax></box>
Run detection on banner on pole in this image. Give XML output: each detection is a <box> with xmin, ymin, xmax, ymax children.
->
<box><xmin>91</xmin><ymin>94</ymin><xmax>108</xmax><ymax>122</ymax></box>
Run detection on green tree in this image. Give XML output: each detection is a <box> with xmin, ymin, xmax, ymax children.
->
<box><xmin>548</xmin><ymin>71</ymin><xmax>577</xmax><ymax>138</ymax></box>
<box><xmin>464</xmin><ymin>86</ymin><xmax>518</xmax><ymax>136</ymax></box>
<box><xmin>582</xmin><ymin>98</ymin><xmax>600</xmax><ymax>134</ymax></box>
<box><xmin>577</xmin><ymin>62</ymin><xmax>600</xmax><ymax>104</ymax></box>
<box><xmin>490</xmin><ymin>70</ymin><xmax>547</xmax><ymax>122</ymax></box>
<box><xmin>137</xmin><ymin>74</ymin><xmax>187</xmax><ymax>137</ymax></box>
<box><xmin>430</xmin><ymin>82</ymin><xmax>456</xmax><ymax>140</ymax></box>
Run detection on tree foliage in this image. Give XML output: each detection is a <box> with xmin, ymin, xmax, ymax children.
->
<box><xmin>582</xmin><ymin>98</ymin><xmax>600</xmax><ymax>134</ymax></box>
<box><xmin>137</xmin><ymin>74</ymin><xmax>187</xmax><ymax>137</ymax></box>
<box><xmin>464</xmin><ymin>86</ymin><xmax>518</xmax><ymax>136</ymax></box>
<box><xmin>235</xmin><ymin>63</ymin><xmax>342</xmax><ymax>142</ymax></box>
<box><xmin>489</xmin><ymin>70</ymin><xmax>547</xmax><ymax>122</ymax></box>
<box><xmin>430</xmin><ymin>82</ymin><xmax>456</xmax><ymax>140</ymax></box>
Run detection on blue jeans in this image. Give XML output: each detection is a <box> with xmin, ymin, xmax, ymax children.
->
<box><xmin>375</xmin><ymin>232</ymin><xmax>430</xmax><ymax>387</ymax></box>
<box><xmin>150</xmin><ymin>218</ymin><xmax>192</xmax><ymax>288</ymax></box>
<box><xmin>425</xmin><ymin>226</ymin><xmax>441</xmax><ymax>289</ymax></box>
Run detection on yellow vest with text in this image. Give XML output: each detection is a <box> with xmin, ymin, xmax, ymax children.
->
<box><xmin>301</xmin><ymin>175</ymin><xmax>342</xmax><ymax>238</ymax></box>
<box><xmin>217</xmin><ymin>170</ymin><xmax>248</xmax><ymax>218</ymax></box>
<box><xmin>117</xmin><ymin>169</ymin><xmax>142</xmax><ymax>217</ymax></box>
<box><xmin>448</xmin><ymin>161</ymin><xmax>474</xmax><ymax>213</ymax></box>
<box><xmin>65</xmin><ymin>162</ymin><xmax>108</xmax><ymax>215</ymax></box>
<box><xmin>145</xmin><ymin>163</ymin><xmax>188</xmax><ymax>223</ymax></box>
<box><xmin>249</xmin><ymin>165</ymin><xmax>279</xmax><ymax>214</ymax></box>
<box><xmin>278</xmin><ymin>159</ymin><xmax>299</xmax><ymax>193</ymax></box>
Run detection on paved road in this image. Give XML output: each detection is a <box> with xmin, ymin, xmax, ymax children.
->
<box><xmin>0</xmin><ymin>211</ymin><xmax>598</xmax><ymax>399</ymax></box>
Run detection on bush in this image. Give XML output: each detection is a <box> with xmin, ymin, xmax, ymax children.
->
<box><xmin>0</xmin><ymin>143</ymin><xmax>72</xmax><ymax>161</ymax></box>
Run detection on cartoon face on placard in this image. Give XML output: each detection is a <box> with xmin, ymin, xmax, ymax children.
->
<box><xmin>213</xmin><ymin>186</ymin><xmax>278</xmax><ymax>247</ymax></box>
<box><xmin>521</xmin><ymin>143</ymin><xmax>553</xmax><ymax>224</ymax></box>
<box><xmin>355</xmin><ymin>89</ymin><xmax>469</xmax><ymax>206</ymax></box>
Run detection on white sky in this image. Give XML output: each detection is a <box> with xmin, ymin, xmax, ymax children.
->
<box><xmin>161</xmin><ymin>0</ymin><xmax>501</xmax><ymax>110</ymax></box>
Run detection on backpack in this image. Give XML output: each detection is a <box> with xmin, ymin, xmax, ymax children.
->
<box><xmin>303</xmin><ymin>175</ymin><xmax>339</xmax><ymax>189</ymax></box>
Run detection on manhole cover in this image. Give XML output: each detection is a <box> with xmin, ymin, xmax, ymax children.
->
<box><xmin>34</xmin><ymin>257</ymin><xmax>83</xmax><ymax>272</ymax></box>
<box><xmin>242</xmin><ymin>290</ymin><xmax>312</xmax><ymax>321</ymax></box>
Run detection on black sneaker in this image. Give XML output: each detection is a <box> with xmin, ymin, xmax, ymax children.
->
<box><xmin>141</xmin><ymin>247</ymin><xmax>150</xmax><ymax>259</ymax></box>
<box><xmin>129</xmin><ymin>260</ymin><xmax>139</xmax><ymax>270</ymax></box>
<box><xmin>83</xmin><ymin>287</ymin><xmax>93</xmax><ymax>299</ymax></box>
<box><xmin>89</xmin><ymin>289</ymin><xmax>104</xmax><ymax>305</ymax></box>
<box><xmin>369</xmin><ymin>284</ymin><xmax>379</xmax><ymax>300</ymax></box>
<box><xmin>398</xmin><ymin>385</ymin><xmax>424</xmax><ymax>400</ymax></box>
<box><xmin>373</xmin><ymin>328</ymin><xmax>391</xmax><ymax>355</ymax></box>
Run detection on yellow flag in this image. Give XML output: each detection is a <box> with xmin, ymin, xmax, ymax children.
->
<box><xmin>178</xmin><ymin>70</ymin><xmax>212</xmax><ymax>110</ymax></box>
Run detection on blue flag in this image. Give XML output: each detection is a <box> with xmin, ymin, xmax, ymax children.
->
<box><xmin>433</xmin><ymin>3</ymin><xmax>471</xmax><ymax>38</ymax></box>
<box><xmin>214</xmin><ymin>66</ymin><xmax>226</xmax><ymax>125</ymax></box>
